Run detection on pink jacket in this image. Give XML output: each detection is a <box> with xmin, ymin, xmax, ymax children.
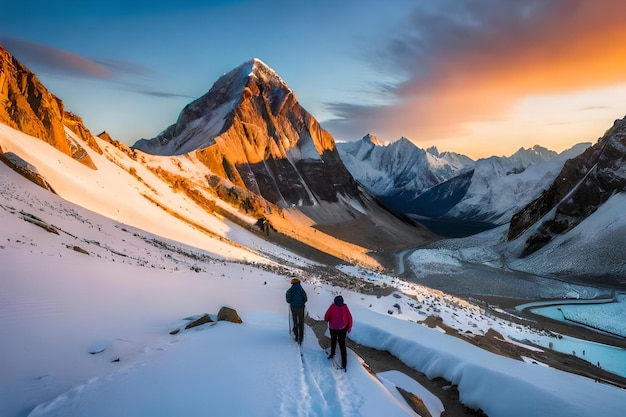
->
<box><xmin>324</xmin><ymin>303</ymin><xmax>353</xmax><ymax>332</ymax></box>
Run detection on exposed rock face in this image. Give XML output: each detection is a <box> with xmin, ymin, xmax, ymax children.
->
<box><xmin>97</xmin><ymin>131</ymin><xmax>114</xmax><ymax>143</ymax></box>
<box><xmin>133</xmin><ymin>58</ymin><xmax>360</xmax><ymax>207</ymax></box>
<box><xmin>0</xmin><ymin>46</ymin><xmax>99</xmax><ymax>169</ymax></box>
<box><xmin>508</xmin><ymin>116</ymin><xmax>626</xmax><ymax>256</ymax></box>
<box><xmin>63</xmin><ymin>111</ymin><xmax>102</xmax><ymax>158</ymax></box>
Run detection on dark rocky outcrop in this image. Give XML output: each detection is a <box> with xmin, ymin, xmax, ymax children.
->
<box><xmin>63</xmin><ymin>111</ymin><xmax>102</xmax><ymax>157</ymax></box>
<box><xmin>508</xmin><ymin>116</ymin><xmax>626</xmax><ymax>256</ymax></box>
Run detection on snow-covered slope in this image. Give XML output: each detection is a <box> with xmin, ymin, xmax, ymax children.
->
<box><xmin>507</xmin><ymin>192</ymin><xmax>626</xmax><ymax>279</ymax></box>
<box><xmin>0</xmin><ymin>123</ymin><xmax>268</xmax><ymax>262</ymax></box>
<box><xmin>406</xmin><ymin>184</ymin><xmax>626</xmax><ymax>283</ymax></box>
<box><xmin>2</xmin><ymin>159</ymin><xmax>625</xmax><ymax>417</ymax></box>
<box><xmin>1</xmin><ymin>121</ymin><xmax>403</xmax><ymax>269</ymax></box>
<box><xmin>0</xmin><ymin>158</ymin><xmax>415</xmax><ymax>417</ymax></box>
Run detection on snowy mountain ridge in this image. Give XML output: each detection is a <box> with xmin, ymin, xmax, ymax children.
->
<box><xmin>340</xmin><ymin>134</ymin><xmax>591</xmax><ymax>234</ymax></box>
<box><xmin>337</xmin><ymin>134</ymin><xmax>474</xmax><ymax>198</ymax></box>
<box><xmin>440</xmin><ymin>142</ymin><xmax>591</xmax><ymax>225</ymax></box>
<box><xmin>508</xmin><ymin>115</ymin><xmax>626</xmax><ymax>261</ymax></box>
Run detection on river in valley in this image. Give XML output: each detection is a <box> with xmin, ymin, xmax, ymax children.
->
<box><xmin>401</xmin><ymin>256</ymin><xmax>626</xmax><ymax>378</ymax></box>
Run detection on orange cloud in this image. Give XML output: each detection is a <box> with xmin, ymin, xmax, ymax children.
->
<box><xmin>406</xmin><ymin>4</ymin><xmax>625</xmax><ymax>130</ymax></box>
<box><xmin>325</xmin><ymin>1</ymin><xmax>626</xmax><ymax>150</ymax></box>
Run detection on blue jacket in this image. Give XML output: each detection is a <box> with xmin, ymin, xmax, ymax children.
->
<box><xmin>286</xmin><ymin>283</ymin><xmax>307</xmax><ymax>307</ymax></box>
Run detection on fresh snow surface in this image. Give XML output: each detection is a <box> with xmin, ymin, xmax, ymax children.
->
<box><xmin>0</xmin><ymin>123</ymin><xmax>270</xmax><ymax>263</ymax></box>
<box><xmin>0</xmin><ymin>160</ymin><xmax>416</xmax><ymax>417</ymax></box>
<box><xmin>1</xmin><ymin>124</ymin><xmax>625</xmax><ymax>417</ymax></box>
<box><xmin>508</xmin><ymin>192</ymin><xmax>626</xmax><ymax>277</ymax></box>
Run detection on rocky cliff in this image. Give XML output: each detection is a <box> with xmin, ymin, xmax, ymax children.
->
<box><xmin>0</xmin><ymin>45</ymin><xmax>99</xmax><ymax>169</ymax></box>
<box><xmin>508</xmin><ymin>116</ymin><xmax>626</xmax><ymax>256</ymax></box>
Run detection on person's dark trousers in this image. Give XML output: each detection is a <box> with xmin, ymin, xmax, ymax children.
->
<box><xmin>291</xmin><ymin>306</ymin><xmax>305</xmax><ymax>344</ymax></box>
<box><xmin>329</xmin><ymin>325</ymin><xmax>349</xmax><ymax>368</ymax></box>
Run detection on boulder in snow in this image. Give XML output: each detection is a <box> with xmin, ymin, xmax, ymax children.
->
<box><xmin>217</xmin><ymin>306</ymin><xmax>243</xmax><ymax>324</ymax></box>
<box><xmin>184</xmin><ymin>313</ymin><xmax>214</xmax><ymax>329</ymax></box>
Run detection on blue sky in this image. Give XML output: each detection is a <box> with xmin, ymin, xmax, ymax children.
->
<box><xmin>2</xmin><ymin>0</ymin><xmax>626</xmax><ymax>158</ymax></box>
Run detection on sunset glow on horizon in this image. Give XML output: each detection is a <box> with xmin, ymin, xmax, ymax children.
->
<box><xmin>1</xmin><ymin>0</ymin><xmax>626</xmax><ymax>159</ymax></box>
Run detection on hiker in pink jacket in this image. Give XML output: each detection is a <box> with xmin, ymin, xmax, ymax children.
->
<box><xmin>324</xmin><ymin>295</ymin><xmax>353</xmax><ymax>370</ymax></box>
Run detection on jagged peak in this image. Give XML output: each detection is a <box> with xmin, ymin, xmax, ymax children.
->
<box><xmin>133</xmin><ymin>57</ymin><xmax>316</xmax><ymax>156</ymax></box>
<box><xmin>598</xmin><ymin>115</ymin><xmax>626</xmax><ymax>140</ymax></box>
<box><xmin>362</xmin><ymin>133</ymin><xmax>385</xmax><ymax>146</ymax></box>
<box><xmin>395</xmin><ymin>136</ymin><xmax>413</xmax><ymax>147</ymax></box>
<box><xmin>97</xmin><ymin>131</ymin><xmax>114</xmax><ymax>143</ymax></box>
<box><xmin>427</xmin><ymin>145</ymin><xmax>440</xmax><ymax>157</ymax></box>
<box><xmin>249</xmin><ymin>57</ymin><xmax>272</xmax><ymax>73</ymax></box>
<box><xmin>510</xmin><ymin>144</ymin><xmax>556</xmax><ymax>160</ymax></box>
<box><xmin>183</xmin><ymin>57</ymin><xmax>294</xmax><ymax>118</ymax></box>
<box><xmin>232</xmin><ymin>57</ymin><xmax>268</xmax><ymax>77</ymax></box>
<box><xmin>228</xmin><ymin>57</ymin><xmax>292</xmax><ymax>93</ymax></box>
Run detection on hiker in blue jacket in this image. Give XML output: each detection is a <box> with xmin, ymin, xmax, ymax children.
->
<box><xmin>286</xmin><ymin>277</ymin><xmax>307</xmax><ymax>344</ymax></box>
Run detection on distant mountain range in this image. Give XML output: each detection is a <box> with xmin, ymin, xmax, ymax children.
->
<box><xmin>1</xmin><ymin>45</ymin><xmax>625</xmax><ymax>278</ymax></box>
<box><xmin>338</xmin><ymin>134</ymin><xmax>474</xmax><ymax>199</ymax></box>
<box><xmin>338</xmin><ymin>136</ymin><xmax>592</xmax><ymax>237</ymax></box>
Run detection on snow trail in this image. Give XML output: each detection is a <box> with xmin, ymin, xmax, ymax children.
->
<box><xmin>298</xmin><ymin>342</ymin><xmax>363</xmax><ymax>416</ymax></box>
